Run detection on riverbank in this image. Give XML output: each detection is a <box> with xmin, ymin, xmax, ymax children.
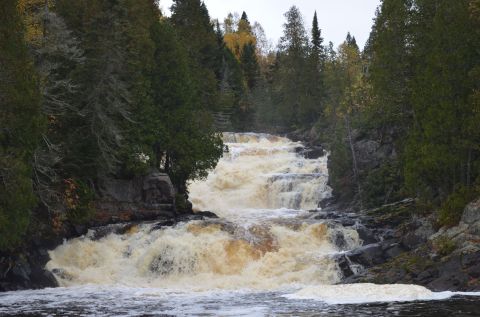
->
<box><xmin>1</xmin><ymin>131</ymin><xmax>479</xmax><ymax>294</ymax></box>
<box><xmin>290</xmin><ymin>127</ymin><xmax>480</xmax><ymax>292</ymax></box>
<box><xmin>337</xmin><ymin>198</ymin><xmax>480</xmax><ymax>291</ymax></box>
<box><xmin>0</xmin><ymin>172</ymin><xmax>204</xmax><ymax>292</ymax></box>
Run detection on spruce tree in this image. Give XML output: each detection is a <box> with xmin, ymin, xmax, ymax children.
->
<box><xmin>311</xmin><ymin>11</ymin><xmax>323</xmax><ymax>57</ymax></box>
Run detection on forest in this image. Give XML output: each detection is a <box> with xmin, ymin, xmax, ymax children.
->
<box><xmin>1</xmin><ymin>0</ymin><xmax>479</xmax><ymax>251</ymax></box>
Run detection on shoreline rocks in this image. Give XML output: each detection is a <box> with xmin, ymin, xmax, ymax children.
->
<box><xmin>331</xmin><ymin>198</ymin><xmax>480</xmax><ymax>292</ymax></box>
<box><xmin>0</xmin><ymin>172</ymin><xmax>188</xmax><ymax>292</ymax></box>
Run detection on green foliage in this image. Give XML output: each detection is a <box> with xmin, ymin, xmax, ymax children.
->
<box><xmin>438</xmin><ymin>186</ymin><xmax>478</xmax><ymax>227</ymax></box>
<box><xmin>365</xmin><ymin>0</ymin><xmax>412</xmax><ymax>140</ymax></box>
<box><xmin>433</xmin><ymin>236</ymin><xmax>457</xmax><ymax>256</ymax></box>
<box><xmin>0</xmin><ymin>162</ymin><xmax>38</xmax><ymax>250</ymax></box>
<box><xmin>405</xmin><ymin>0</ymin><xmax>480</xmax><ymax>201</ymax></box>
<box><xmin>362</xmin><ymin>161</ymin><xmax>405</xmax><ymax>209</ymax></box>
<box><xmin>171</xmin><ymin>0</ymin><xmax>222</xmax><ymax>112</ymax></box>
<box><xmin>0</xmin><ymin>0</ymin><xmax>44</xmax><ymax>250</ymax></box>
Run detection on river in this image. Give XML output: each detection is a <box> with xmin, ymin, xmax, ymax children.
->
<box><xmin>0</xmin><ymin>133</ymin><xmax>479</xmax><ymax>316</ymax></box>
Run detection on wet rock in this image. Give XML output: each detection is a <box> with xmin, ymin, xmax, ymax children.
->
<box><xmin>194</xmin><ymin>211</ymin><xmax>219</xmax><ymax>219</ymax></box>
<box><xmin>334</xmin><ymin>254</ymin><xmax>355</xmax><ymax>279</ymax></box>
<box><xmin>318</xmin><ymin>197</ymin><xmax>336</xmax><ymax>209</ymax></box>
<box><xmin>11</xmin><ymin>260</ymin><xmax>31</xmax><ymax>282</ymax></box>
<box><xmin>151</xmin><ymin>220</ymin><xmax>176</xmax><ymax>231</ymax></box>
<box><xmin>355</xmin><ymin>225</ymin><xmax>377</xmax><ymax>245</ymax></box>
<box><xmin>0</xmin><ymin>248</ymin><xmax>59</xmax><ymax>292</ymax></box>
<box><xmin>51</xmin><ymin>268</ymin><xmax>74</xmax><ymax>281</ymax></box>
<box><xmin>427</xmin><ymin>257</ymin><xmax>468</xmax><ymax>291</ymax></box>
<box><xmin>30</xmin><ymin>268</ymin><xmax>57</xmax><ymax>288</ymax></box>
<box><xmin>385</xmin><ymin>268</ymin><xmax>408</xmax><ymax>283</ymax></box>
<box><xmin>303</xmin><ymin>146</ymin><xmax>325</xmax><ymax>159</ymax></box>
<box><xmin>332</xmin><ymin>232</ymin><xmax>347</xmax><ymax>250</ymax></box>
<box><xmin>337</xmin><ymin>218</ymin><xmax>356</xmax><ymax>227</ymax></box>
<box><xmin>73</xmin><ymin>224</ymin><xmax>88</xmax><ymax>236</ymax></box>
<box><xmin>416</xmin><ymin>269</ymin><xmax>436</xmax><ymax>283</ymax></box>
<box><xmin>89</xmin><ymin>223</ymin><xmax>138</xmax><ymax>240</ymax></box>
<box><xmin>346</xmin><ymin>244</ymin><xmax>384</xmax><ymax>267</ymax></box>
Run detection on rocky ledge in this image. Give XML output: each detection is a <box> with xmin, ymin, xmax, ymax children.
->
<box><xmin>328</xmin><ymin>198</ymin><xmax>480</xmax><ymax>291</ymax></box>
<box><xmin>0</xmin><ymin>172</ymin><xmax>208</xmax><ymax>292</ymax></box>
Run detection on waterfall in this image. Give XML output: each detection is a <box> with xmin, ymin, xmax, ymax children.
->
<box><xmin>42</xmin><ymin>133</ymin><xmax>468</xmax><ymax>306</ymax></box>
<box><xmin>46</xmin><ymin>133</ymin><xmax>359</xmax><ymax>290</ymax></box>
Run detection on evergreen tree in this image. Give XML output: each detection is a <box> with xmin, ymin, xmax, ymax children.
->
<box><xmin>311</xmin><ymin>11</ymin><xmax>323</xmax><ymax>58</ymax></box>
<box><xmin>170</xmin><ymin>0</ymin><xmax>222</xmax><ymax>111</ymax></box>
<box><xmin>366</xmin><ymin>0</ymin><xmax>412</xmax><ymax>138</ymax></box>
<box><xmin>240</xmin><ymin>42</ymin><xmax>260</xmax><ymax>90</ymax></box>
<box><xmin>405</xmin><ymin>0</ymin><xmax>480</xmax><ymax>204</ymax></box>
<box><xmin>31</xmin><ymin>7</ymin><xmax>85</xmax><ymax>212</ymax></box>
<box><xmin>273</xmin><ymin>6</ymin><xmax>310</xmax><ymax>127</ymax></box>
<box><xmin>0</xmin><ymin>0</ymin><xmax>44</xmax><ymax>249</ymax></box>
<box><xmin>150</xmin><ymin>19</ymin><xmax>223</xmax><ymax>192</ymax></box>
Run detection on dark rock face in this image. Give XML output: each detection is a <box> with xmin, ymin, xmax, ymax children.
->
<box><xmin>346</xmin><ymin>244</ymin><xmax>384</xmax><ymax>267</ymax></box>
<box><xmin>0</xmin><ymin>249</ymin><xmax>58</xmax><ymax>292</ymax></box>
<box><xmin>334</xmin><ymin>254</ymin><xmax>355</xmax><ymax>279</ymax></box>
<box><xmin>143</xmin><ymin>173</ymin><xmax>176</xmax><ymax>206</ymax></box>
<box><xmin>94</xmin><ymin>172</ymin><xmax>176</xmax><ymax>227</ymax></box>
<box><xmin>338</xmin><ymin>197</ymin><xmax>480</xmax><ymax>292</ymax></box>
<box><xmin>302</xmin><ymin>146</ymin><xmax>325</xmax><ymax>159</ymax></box>
<box><xmin>1</xmin><ymin>172</ymin><xmax>180</xmax><ymax>292</ymax></box>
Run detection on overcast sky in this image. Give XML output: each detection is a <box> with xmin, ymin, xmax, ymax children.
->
<box><xmin>160</xmin><ymin>0</ymin><xmax>381</xmax><ymax>49</ymax></box>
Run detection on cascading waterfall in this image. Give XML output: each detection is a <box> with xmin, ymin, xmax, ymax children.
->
<box><xmin>46</xmin><ymin>133</ymin><xmax>359</xmax><ymax>290</ymax></box>
<box><xmin>39</xmin><ymin>133</ymin><xmax>475</xmax><ymax>311</ymax></box>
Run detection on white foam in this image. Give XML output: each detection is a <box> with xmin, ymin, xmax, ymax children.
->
<box><xmin>284</xmin><ymin>283</ymin><xmax>480</xmax><ymax>304</ymax></box>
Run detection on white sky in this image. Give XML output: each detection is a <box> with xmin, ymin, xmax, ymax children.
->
<box><xmin>160</xmin><ymin>0</ymin><xmax>381</xmax><ymax>49</ymax></box>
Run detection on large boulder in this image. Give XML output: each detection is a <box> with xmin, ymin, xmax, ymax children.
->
<box><xmin>346</xmin><ymin>243</ymin><xmax>384</xmax><ymax>267</ymax></box>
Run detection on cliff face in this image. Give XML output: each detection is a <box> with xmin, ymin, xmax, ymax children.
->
<box><xmin>93</xmin><ymin>172</ymin><xmax>177</xmax><ymax>227</ymax></box>
<box><xmin>0</xmin><ymin>172</ymin><xmax>179</xmax><ymax>292</ymax></box>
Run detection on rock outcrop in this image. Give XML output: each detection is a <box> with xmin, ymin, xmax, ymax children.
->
<box><xmin>93</xmin><ymin>172</ymin><xmax>176</xmax><ymax>227</ymax></box>
<box><xmin>339</xmin><ymin>198</ymin><xmax>480</xmax><ymax>291</ymax></box>
<box><xmin>0</xmin><ymin>172</ymin><xmax>181</xmax><ymax>292</ymax></box>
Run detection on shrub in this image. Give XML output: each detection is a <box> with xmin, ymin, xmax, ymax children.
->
<box><xmin>438</xmin><ymin>186</ymin><xmax>478</xmax><ymax>227</ymax></box>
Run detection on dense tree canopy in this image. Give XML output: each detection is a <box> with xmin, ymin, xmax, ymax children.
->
<box><xmin>1</xmin><ymin>0</ymin><xmax>479</xmax><ymax>250</ymax></box>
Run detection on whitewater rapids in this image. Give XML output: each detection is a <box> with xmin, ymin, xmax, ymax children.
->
<box><xmin>42</xmin><ymin>133</ymin><xmax>478</xmax><ymax>306</ymax></box>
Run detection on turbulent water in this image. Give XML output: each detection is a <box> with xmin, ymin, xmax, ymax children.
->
<box><xmin>1</xmin><ymin>133</ymin><xmax>479</xmax><ymax>316</ymax></box>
